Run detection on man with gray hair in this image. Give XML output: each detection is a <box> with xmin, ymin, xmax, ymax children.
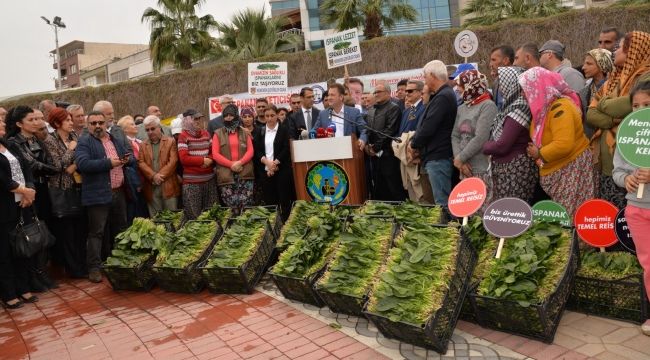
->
<box><xmin>208</xmin><ymin>94</ymin><xmax>234</xmax><ymax>137</ymax></box>
<box><xmin>539</xmin><ymin>40</ymin><xmax>585</xmax><ymax>91</ymax></box>
<box><xmin>93</xmin><ymin>100</ymin><xmax>116</xmax><ymax>129</ymax></box>
<box><xmin>67</xmin><ymin>104</ymin><xmax>86</xmax><ymax>136</ymax></box>
<box><xmin>137</xmin><ymin>115</ymin><xmax>180</xmax><ymax>216</ymax></box>
<box><xmin>365</xmin><ymin>80</ymin><xmax>404</xmax><ymax>201</ymax></box>
<box><xmin>410</xmin><ymin>60</ymin><xmax>458</xmax><ymax>218</ymax></box>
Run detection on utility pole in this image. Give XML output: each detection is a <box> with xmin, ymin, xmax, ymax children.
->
<box><xmin>41</xmin><ymin>16</ymin><xmax>66</xmax><ymax>90</ymax></box>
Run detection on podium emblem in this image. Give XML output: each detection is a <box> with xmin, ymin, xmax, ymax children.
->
<box><xmin>306</xmin><ymin>161</ymin><xmax>349</xmax><ymax>205</ymax></box>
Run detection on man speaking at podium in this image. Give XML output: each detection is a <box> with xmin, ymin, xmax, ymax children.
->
<box><xmin>312</xmin><ymin>83</ymin><xmax>368</xmax><ymax>151</ymax></box>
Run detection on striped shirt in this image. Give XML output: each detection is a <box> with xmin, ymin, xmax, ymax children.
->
<box><xmin>178</xmin><ymin>130</ymin><xmax>215</xmax><ymax>184</ymax></box>
<box><xmin>102</xmin><ymin>136</ymin><xmax>124</xmax><ymax>189</ymax></box>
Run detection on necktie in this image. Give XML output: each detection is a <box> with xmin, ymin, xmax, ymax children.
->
<box><xmin>408</xmin><ymin>106</ymin><xmax>416</xmax><ymax>121</ymax></box>
<box><xmin>305</xmin><ymin>110</ymin><xmax>312</xmax><ymax>129</ymax></box>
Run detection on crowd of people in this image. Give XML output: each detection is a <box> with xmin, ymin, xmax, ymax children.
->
<box><xmin>1</xmin><ymin>27</ymin><xmax>649</xmax><ymax>334</ymax></box>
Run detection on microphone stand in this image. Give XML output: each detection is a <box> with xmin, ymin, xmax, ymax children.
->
<box><xmin>328</xmin><ymin>108</ymin><xmax>402</xmax><ymax>143</ymax></box>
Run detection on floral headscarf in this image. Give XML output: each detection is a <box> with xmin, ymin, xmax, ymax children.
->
<box><xmin>603</xmin><ymin>31</ymin><xmax>650</xmax><ymax>97</ymax></box>
<box><xmin>457</xmin><ymin>70</ymin><xmax>490</xmax><ymax>105</ymax></box>
<box><xmin>586</xmin><ymin>48</ymin><xmax>614</xmax><ymax>75</ymax></box>
<box><xmin>519</xmin><ymin>67</ymin><xmax>582</xmax><ymax>146</ymax></box>
<box><xmin>491</xmin><ymin>66</ymin><xmax>532</xmax><ymax>141</ymax></box>
<box><xmin>181</xmin><ymin>115</ymin><xmax>201</xmax><ymax>138</ymax></box>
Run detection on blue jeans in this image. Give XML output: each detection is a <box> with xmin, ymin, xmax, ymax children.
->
<box><xmin>424</xmin><ymin>158</ymin><xmax>452</xmax><ymax>208</ymax></box>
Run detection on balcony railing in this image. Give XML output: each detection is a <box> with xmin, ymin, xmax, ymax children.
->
<box><xmin>278</xmin><ymin>28</ymin><xmax>303</xmax><ymax>38</ymax></box>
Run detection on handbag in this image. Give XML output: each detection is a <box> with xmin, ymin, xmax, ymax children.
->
<box><xmin>8</xmin><ymin>208</ymin><xmax>49</xmax><ymax>258</ymax></box>
<box><xmin>49</xmin><ymin>174</ymin><xmax>82</xmax><ymax>218</ymax></box>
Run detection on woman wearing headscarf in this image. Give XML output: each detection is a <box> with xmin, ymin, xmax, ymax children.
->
<box><xmin>42</xmin><ymin>108</ymin><xmax>87</xmax><ymax>278</ymax></box>
<box><xmin>482</xmin><ymin>67</ymin><xmax>537</xmax><ymax>204</ymax></box>
<box><xmin>451</xmin><ymin>69</ymin><xmax>497</xmax><ymax>211</ymax></box>
<box><xmin>177</xmin><ymin>109</ymin><xmax>218</xmax><ymax>220</ymax></box>
<box><xmin>587</xmin><ymin>31</ymin><xmax>650</xmax><ymax>209</ymax></box>
<box><xmin>240</xmin><ymin>107</ymin><xmax>256</xmax><ymax>136</ymax></box>
<box><xmin>579</xmin><ymin>49</ymin><xmax>614</xmax><ymax>139</ymax></box>
<box><xmin>211</xmin><ymin>104</ymin><xmax>254</xmax><ymax>210</ymax></box>
<box><xmin>520</xmin><ymin>67</ymin><xmax>596</xmax><ymax>217</ymax></box>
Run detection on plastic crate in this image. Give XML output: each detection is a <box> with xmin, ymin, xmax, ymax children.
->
<box><xmin>567</xmin><ymin>273</ymin><xmax>649</xmax><ymax>324</ymax></box>
<box><xmin>271</xmin><ymin>270</ymin><xmax>325</xmax><ymax>307</ymax></box>
<box><xmin>199</xmin><ymin>206</ymin><xmax>232</xmax><ymax>228</ymax></box>
<box><xmin>363</xmin><ymin>229</ymin><xmax>477</xmax><ymax>353</ymax></box>
<box><xmin>315</xmin><ymin>219</ymin><xmax>399</xmax><ymax>317</ymax></box>
<box><xmin>468</xmin><ymin>230</ymin><xmax>579</xmax><ymax>343</ymax></box>
<box><xmin>200</xmin><ymin>219</ymin><xmax>276</xmax><ymax>294</ymax></box>
<box><xmin>102</xmin><ymin>255</ymin><xmax>156</xmax><ymax>291</ymax></box>
<box><xmin>152</xmin><ymin>222</ymin><xmax>221</xmax><ymax>293</ymax></box>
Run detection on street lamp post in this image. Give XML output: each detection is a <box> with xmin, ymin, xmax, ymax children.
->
<box><xmin>41</xmin><ymin>16</ymin><xmax>66</xmax><ymax>90</ymax></box>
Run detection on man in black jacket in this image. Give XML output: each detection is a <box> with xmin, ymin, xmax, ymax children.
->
<box><xmin>287</xmin><ymin>87</ymin><xmax>320</xmax><ymax>139</ymax></box>
<box><xmin>410</xmin><ymin>60</ymin><xmax>457</xmax><ymax>210</ymax></box>
<box><xmin>366</xmin><ymin>81</ymin><xmax>405</xmax><ymax>201</ymax></box>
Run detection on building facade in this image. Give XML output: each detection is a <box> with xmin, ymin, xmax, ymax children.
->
<box><xmin>50</xmin><ymin>41</ymin><xmax>148</xmax><ymax>89</ymax></box>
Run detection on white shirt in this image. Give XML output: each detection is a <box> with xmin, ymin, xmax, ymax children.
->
<box><xmin>264</xmin><ymin>123</ymin><xmax>278</xmax><ymax>170</ymax></box>
<box><xmin>0</xmin><ymin>148</ymin><xmax>24</xmax><ymax>202</ymax></box>
<box><xmin>301</xmin><ymin>107</ymin><xmax>313</xmax><ymax>129</ymax></box>
<box><xmin>331</xmin><ymin>107</ymin><xmax>345</xmax><ymax>137</ymax></box>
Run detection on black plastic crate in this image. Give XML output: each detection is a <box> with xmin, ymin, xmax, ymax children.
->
<box><xmin>152</xmin><ymin>222</ymin><xmax>222</xmax><ymax>293</ymax></box>
<box><xmin>567</xmin><ymin>273</ymin><xmax>649</xmax><ymax>324</ymax></box>
<box><xmin>102</xmin><ymin>255</ymin><xmax>156</xmax><ymax>291</ymax></box>
<box><xmin>199</xmin><ymin>205</ymin><xmax>232</xmax><ymax>228</ymax></box>
<box><xmin>315</xmin><ymin>219</ymin><xmax>398</xmax><ymax>317</ymax></box>
<box><xmin>363</xmin><ymin>230</ymin><xmax>477</xmax><ymax>354</ymax></box>
<box><xmin>469</xmin><ymin>230</ymin><xmax>579</xmax><ymax>343</ymax></box>
<box><xmin>200</xmin><ymin>219</ymin><xmax>276</xmax><ymax>294</ymax></box>
<box><xmin>271</xmin><ymin>270</ymin><xmax>325</xmax><ymax>307</ymax></box>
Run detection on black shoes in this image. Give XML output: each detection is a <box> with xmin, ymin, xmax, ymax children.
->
<box><xmin>3</xmin><ymin>299</ymin><xmax>24</xmax><ymax>309</ymax></box>
<box><xmin>88</xmin><ymin>270</ymin><xmax>102</xmax><ymax>283</ymax></box>
<box><xmin>20</xmin><ymin>293</ymin><xmax>39</xmax><ymax>303</ymax></box>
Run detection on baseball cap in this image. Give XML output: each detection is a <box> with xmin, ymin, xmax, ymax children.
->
<box><xmin>182</xmin><ymin>108</ymin><xmax>204</xmax><ymax>118</ymax></box>
<box><xmin>170</xmin><ymin>117</ymin><xmax>182</xmax><ymax>135</ymax></box>
<box><xmin>539</xmin><ymin>40</ymin><xmax>565</xmax><ymax>57</ymax></box>
<box><xmin>450</xmin><ymin>63</ymin><xmax>476</xmax><ymax>79</ymax></box>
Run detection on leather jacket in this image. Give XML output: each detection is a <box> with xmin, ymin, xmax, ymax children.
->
<box><xmin>7</xmin><ymin>133</ymin><xmax>58</xmax><ymax>183</ymax></box>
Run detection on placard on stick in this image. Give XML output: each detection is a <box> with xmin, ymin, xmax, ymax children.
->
<box><xmin>448</xmin><ymin>177</ymin><xmax>487</xmax><ymax>225</ymax></box>
<box><xmin>532</xmin><ymin>200</ymin><xmax>571</xmax><ymax>227</ymax></box>
<box><xmin>324</xmin><ymin>28</ymin><xmax>362</xmax><ymax>69</ymax></box>
<box><xmin>574</xmin><ymin>199</ymin><xmax>618</xmax><ymax>251</ymax></box>
<box><xmin>616</xmin><ymin>108</ymin><xmax>650</xmax><ymax>199</ymax></box>
<box><xmin>247</xmin><ymin>62</ymin><xmax>288</xmax><ymax>96</ymax></box>
<box><xmin>615</xmin><ymin>208</ymin><xmax>636</xmax><ymax>254</ymax></box>
<box><xmin>482</xmin><ymin>198</ymin><xmax>533</xmax><ymax>258</ymax></box>
<box><xmin>454</xmin><ymin>30</ymin><xmax>478</xmax><ymax>62</ymax></box>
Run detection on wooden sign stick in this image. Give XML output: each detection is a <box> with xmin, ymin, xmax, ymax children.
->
<box><xmin>495</xmin><ymin>238</ymin><xmax>505</xmax><ymax>259</ymax></box>
<box><xmin>638</xmin><ymin>183</ymin><xmax>644</xmax><ymax>199</ymax></box>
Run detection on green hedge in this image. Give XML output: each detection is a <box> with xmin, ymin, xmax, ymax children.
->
<box><xmin>3</xmin><ymin>4</ymin><xmax>649</xmax><ymax>118</ymax></box>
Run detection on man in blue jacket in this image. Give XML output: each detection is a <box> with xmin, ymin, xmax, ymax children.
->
<box><xmin>312</xmin><ymin>82</ymin><xmax>367</xmax><ymax>150</ymax></box>
<box><xmin>75</xmin><ymin>111</ymin><xmax>136</xmax><ymax>283</ymax></box>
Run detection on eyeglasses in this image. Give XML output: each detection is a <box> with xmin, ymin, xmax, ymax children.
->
<box><xmin>373</xmin><ymin>90</ymin><xmax>386</xmax><ymax>95</ymax></box>
<box><xmin>145</xmin><ymin>127</ymin><xmax>157</xmax><ymax>132</ymax></box>
<box><xmin>405</xmin><ymin>89</ymin><xmax>419</xmax><ymax>93</ymax></box>
<box><xmin>89</xmin><ymin>120</ymin><xmax>105</xmax><ymax>126</ymax></box>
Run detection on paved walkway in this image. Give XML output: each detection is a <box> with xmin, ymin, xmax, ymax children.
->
<box><xmin>2</xmin><ymin>275</ymin><xmax>649</xmax><ymax>359</ymax></box>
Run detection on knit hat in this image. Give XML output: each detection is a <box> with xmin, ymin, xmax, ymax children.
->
<box><xmin>240</xmin><ymin>106</ymin><xmax>255</xmax><ymax>117</ymax></box>
<box><xmin>48</xmin><ymin>107</ymin><xmax>69</xmax><ymax>129</ymax></box>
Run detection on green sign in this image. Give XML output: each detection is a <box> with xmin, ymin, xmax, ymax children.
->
<box><xmin>532</xmin><ymin>200</ymin><xmax>571</xmax><ymax>227</ymax></box>
<box><xmin>617</xmin><ymin>108</ymin><xmax>650</xmax><ymax>167</ymax></box>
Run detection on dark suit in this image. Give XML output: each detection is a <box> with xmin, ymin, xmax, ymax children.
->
<box><xmin>287</xmin><ymin>107</ymin><xmax>320</xmax><ymax>139</ymax></box>
<box><xmin>312</xmin><ymin>106</ymin><xmax>368</xmax><ymax>143</ymax></box>
<box><xmin>399</xmin><ymin>100</ymin><xmax>425</xmax><ymax>134</ymax></box>
<box><xmin>252</xmin><ymin>122</ymin><xmax>295</xmax><ymax>220</ymax></box>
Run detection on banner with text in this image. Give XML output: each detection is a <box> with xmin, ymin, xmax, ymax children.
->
<box><xmin>324</xmin><ymin>28</ymin><xmax>362</xmax><ymax>69</ymax></box>
<box><xmin>247</xmin><ymin>62</ymin><xmax>288</xmax><ymax>96</ymax></box>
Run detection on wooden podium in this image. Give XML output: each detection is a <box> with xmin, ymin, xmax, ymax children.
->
<box><xmin>291</xmin><ymin>135</ymin><xmax>367</xmax><ymax>205</ymax></box>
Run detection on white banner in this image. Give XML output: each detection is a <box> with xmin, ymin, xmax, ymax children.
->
<box><xmin>324</xmin><ymin>29</ymin><xmax>362</xmax><ymax>69</ymax></box>
<box><xmin>247</xmin><ymin>62</ymin><xmax>288</xmax><ymax>96</ymax></box>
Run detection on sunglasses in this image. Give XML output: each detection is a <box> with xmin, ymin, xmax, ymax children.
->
<box><xmin>405</xmin><ymin>89</ymin><xmax>418</xmax><ymax>93</ymax></box>
<box><xmin>89</xmin><ymin>120</ymin><xmax>106</xmax><ymax>126</ymax></box>
<box><xmin>373</xmin><ymin>90</ymin><xmax>386</xmax><ymax>95</ymax></box>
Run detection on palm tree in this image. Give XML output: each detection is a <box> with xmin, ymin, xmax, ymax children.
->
<box><xmin>211</xmin><ymin>8</ymin><xmax>302</xmax><ymax>61</ymax></box>
<box><xmin>320</xmin><ymin>0</ymin><xmax>418</xmax><ymax>39</ymax></box>
<box><xmin>460</xmin><ymin>0</ymin><xmax>566</xmax><ymax>27</ymax></box>
<box><xmin>141</xmin><ymin>0</ymin><xmax>218</xmax><ymax>71</ymax></box>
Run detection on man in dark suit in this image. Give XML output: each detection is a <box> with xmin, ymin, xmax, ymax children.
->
<box><xmin>287</xmin><ymin>87</ymin><xmax>320</xmax><ymax>139</ymax></box>
<box><xmin>399</xmin><ymin>80</ymin><xmax>426</xmax><ymax>134</ymax></box>
<box><xmin>410</xmin><ymin>60</ymin><xmax>458</xmax><ymax>212</ymax></box>
<box><xmin>312</xmin><ymin>83</ymin><xmax>368</xmax><ymax>150</ymax></box>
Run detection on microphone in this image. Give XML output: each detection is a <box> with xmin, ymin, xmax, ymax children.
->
<box><xmin>328</xmin><ymin>108</ymin><xmax>333</xmax><ymax>121</ymax></box>
<box><xmin>300</xmin><ymin>130</ymin><xmax>309</xmax><ymax>140</ymax></box>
